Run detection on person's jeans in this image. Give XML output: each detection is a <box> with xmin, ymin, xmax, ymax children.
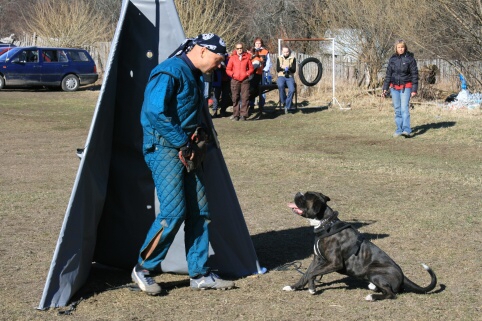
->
<box><xmin>390</xmin><ymin>87</ymin><xmax>412</xmax><ymax>134</ymax></box>
<box><xmin>259</xmin><ymin>71</ymin><xmax>271</xmax><ymax>107</ymax></box>
<box><xmin>277</xmin><ymin>76</ymin><xmax>295</xmax><ymax>110</ymax></box>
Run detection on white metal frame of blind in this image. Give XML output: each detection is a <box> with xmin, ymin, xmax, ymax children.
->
<box><xmin>277</xmin><ymin>38</ymin><xmax>346</xmax><ymax>109</ymax></box>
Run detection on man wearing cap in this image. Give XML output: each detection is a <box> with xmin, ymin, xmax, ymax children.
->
<box><xmin>132</xmin><ymin>33</ymin><xmax>235</xmax><ymax>295</ymax></box>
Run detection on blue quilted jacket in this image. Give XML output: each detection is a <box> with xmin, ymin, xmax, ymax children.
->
<box><xmin>140</xmin><ymin>56</ymin><xmax>204</xmax><ymax>149</ymax></box>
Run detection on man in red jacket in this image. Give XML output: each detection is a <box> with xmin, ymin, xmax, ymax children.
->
<box><xmin>226</xmin><ymin>43</ymin><xmax>254</xmax><ymax>121</ymax></box>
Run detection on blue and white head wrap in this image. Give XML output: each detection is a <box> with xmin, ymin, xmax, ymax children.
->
<box><xmin>169</xmin><ymin>33</ymin><xmax>226</xmax><ymax>58</ymax></box>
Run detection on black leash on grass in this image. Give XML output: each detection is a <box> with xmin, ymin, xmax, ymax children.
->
<box><xmin>273</xmin><ymin>261</ymin><xmax>304</xmax><ymax>274</ymax></box>
<box><xmin>57</xmin><ymin>284</ymin><xmax>140</xmax><ymax>315</ymax></box>
<box><xmin>57</xmin><ymin>298</ymin><xmax>84</xmax><ymax>315</ymax></box>
<box><xmin>274</xmin><ymin>262</ymin><xmax>324</xmax><ymax>284</ymax></box>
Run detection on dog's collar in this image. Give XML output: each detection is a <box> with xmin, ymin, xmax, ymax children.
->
<box><xmin>312</xmin><ymin>210</ymin><xmax>339</xmax><ymax>232</ymax></box>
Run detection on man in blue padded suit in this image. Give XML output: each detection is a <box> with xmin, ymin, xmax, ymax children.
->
<box><xmin>132</xmin><ymin>34</ymin><xmax>235</xmax><ymax>295</ymax></box>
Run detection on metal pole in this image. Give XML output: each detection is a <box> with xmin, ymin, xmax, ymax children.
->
<box><xmin>328</xmin><ymin>37</ymin><xmax>345</xmax><ymax>109</ymax></box>
<box><xmin>332</xmin><ymin>38</ymin><xmax>335</xmax><ymax>105</ymax></box>
<box><xmin>277</xmin><ymin>37</ymin><xmax>345</xmax><ymax>109</ymax></box>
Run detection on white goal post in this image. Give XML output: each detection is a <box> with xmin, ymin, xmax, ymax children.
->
<box><xmin>277</xmin><ymin>38</ymin><xmax>344</xmax><ymax>109</ymax></box>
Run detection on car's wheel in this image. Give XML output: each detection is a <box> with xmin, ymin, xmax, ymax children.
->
<box><xmin>298</xmin><ymin>57</ymin><xmax>323</xmax><ymax>87</ymax></box>
<box><xmin>61</xmin><ymin>74</ymin><xmax>80</xmax><ymax>91</ymax></box>
<box><xmin>0</xmin><ymin>75</ymin><xmax>5</xmax><ymax>90</ymax></box>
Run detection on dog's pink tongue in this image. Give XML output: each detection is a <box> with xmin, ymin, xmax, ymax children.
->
<box><xmin>288</xmin><ymin>203</ymin><xmax>303</xmax><ymax>215</ymax></box>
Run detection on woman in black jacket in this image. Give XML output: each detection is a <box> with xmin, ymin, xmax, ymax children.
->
<box><xmin>382</xmin><ymin>40</ymin><xmax>419</xmax><ymax>137</ymax></box>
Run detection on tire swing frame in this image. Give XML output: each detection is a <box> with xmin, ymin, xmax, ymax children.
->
<box><xmin>277</xmin><ymin>38</ymin><xmax>344</xmax><ymax>109</ymax></box>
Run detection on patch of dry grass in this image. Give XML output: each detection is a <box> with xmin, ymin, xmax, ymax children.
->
<box><xmin>0</xmin><ymin>87</ymin><xmax>480</xmax><ymax>320</ymax></box>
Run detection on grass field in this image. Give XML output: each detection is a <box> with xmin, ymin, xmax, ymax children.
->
<box><xmin>0</xmin><ymin>87</ymin><xmax>481</xmax><ymax>320</ymax></box>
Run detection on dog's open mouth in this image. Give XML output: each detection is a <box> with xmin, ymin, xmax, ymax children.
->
<box><xmin>288</xmin><ymin>203</ymin><xmax>303</xmax><ymax>215</ymax></box>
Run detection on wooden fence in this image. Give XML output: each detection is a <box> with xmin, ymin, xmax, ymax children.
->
<box><xmin>14</xmin><ymin>34</ymin><xmax>475</xmax><ymax>90</ymax></box>
<box><xmin>277</xmin><ymin>53</ymin><xmax>465</xmax><ymax>89</ymax></box>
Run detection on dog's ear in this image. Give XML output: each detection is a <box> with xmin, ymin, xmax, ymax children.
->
<box><xmin>316</xmin><ymin>192</ymin><xmax>330</xmax><ymax>203</ymax></box>
<box><xmin>311</xmin><ymin>200</ymin><xmax>322</xmax><ymax>215</ymax></box>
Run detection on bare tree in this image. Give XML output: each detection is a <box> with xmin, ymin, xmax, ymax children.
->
<box><xmin>394</xmin><ymin>0</ymin><xmax>482</xmax><ymax>89</ymax></box>
<box><xmin>91</xmin><ymin>0</ymin><xmax>122</xmax><ymax>26</ymax></box>
<box><xmin>238</xmin><ymin>0</ymin><xmax>329</xmax><ymax>52</ymax></box>
<box><xmin>0</xmin><ymin>0</ymin><xmax>29</xmax><ymax>37</ymax></box>
<box><xmin>324</xmin><ymin>0</ymin><xmax>395</xmax><ymax>89</ymax></box>
<box><xmin>174</xmin><ymin>0</ymin><xmax>242</xmax><ymax>49</ymax></box>
<box><xmin>22</xmin><ymin>0</ymin><xmax>113</xmax><ymax>47</ymax></box>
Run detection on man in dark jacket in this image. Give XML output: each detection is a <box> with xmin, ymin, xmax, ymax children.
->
<box><xmin>382</xmin><ymin>40</ymin><xmax>419</xmax><ymax>138</ymax></box>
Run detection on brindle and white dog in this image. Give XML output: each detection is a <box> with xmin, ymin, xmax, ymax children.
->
<box><xmin>284</xmin><ymin>191</ymin><xmax>437</xmax><ymax>301</ymax></box>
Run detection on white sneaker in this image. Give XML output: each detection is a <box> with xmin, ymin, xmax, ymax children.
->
<box><xmin>190</xmin><ymin>272</ymin><xmax>235</xmax><ymax>290</ymax></box>
<box><xmin>131</xmin><ymin>264</ymin><xmax>161</xmax><ymax>295</ymax></box>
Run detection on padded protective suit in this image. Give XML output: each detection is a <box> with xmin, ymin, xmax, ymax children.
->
<box><xmin>138</xmin><ymin>56</ymin><xmax>210</xmax><ymax>277</ymax></box>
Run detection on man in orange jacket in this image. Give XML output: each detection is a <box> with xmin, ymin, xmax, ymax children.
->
<box><xmin>226</xmin><ymin>43</ymin><xmax>254</xmax><ymax>121</ymax></box>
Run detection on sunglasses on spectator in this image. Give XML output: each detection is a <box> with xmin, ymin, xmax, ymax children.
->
<box><xmin>236</xmin><ymin>47</ymin><xmax>243</xmax><ymax>49</ymax></box>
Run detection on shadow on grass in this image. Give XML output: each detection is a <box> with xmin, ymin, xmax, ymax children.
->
<box><xmin>298</xmin><ymin>100</ymin><xmax>330</xmax><ymax>114</ymax></box>
<box><xmin>411</xmin><ymin>121</ymin><xmax>456</xmax><ymax>137</ymax></box>
<box><xmin>66</xmin><ymin>220</ymin><xmax>382</xmax><ymax>307</ymax></box>
<box><xmin>71</xmin><ymin>265</ymin><xmax>134</xmax><ymax>297</ymax></box>
<box><xmin>248</xmin><ymin>100</ymin><xmax>329</xmax><ymax>120</ymax></box>
<box><xmin>63</xmin><ymin>263</ymin><xmax>197</xmax><ymax>310</ymax></box>
<box><xmin>431</xmin><ymin>283</ymin><xmax>446</xmax><ymax>294</ymax></box>
<box><xmin>311</xmin><ymin>277</ymin><xmax>445</xmax><ymax>296</ymax></box>
<box><xmin>252</xmin><ymin>220</ymin><xmax>382</xmax><ymax>270</ymax></box>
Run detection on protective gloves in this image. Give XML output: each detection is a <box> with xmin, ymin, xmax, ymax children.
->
<box><xmin>178</xmin><ymin>127</ymin><xmax>208</xmax><ymax>172</ymax></box>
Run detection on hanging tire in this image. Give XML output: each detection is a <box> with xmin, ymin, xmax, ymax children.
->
<box><xmin>61</xmin><ymin>74</ymin><xmax>80</xmax><ymax>91</ymax></box>
<box><xmin>298</xmin><ymin>57</ymin><xmax>322</xmax><ymax>87</ymax></box>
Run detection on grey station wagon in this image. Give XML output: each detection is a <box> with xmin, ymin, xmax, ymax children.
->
<box><xmin>0</xmin><ymin>46</ymin><xmax>98</xmax><ymax>91</ymax></box>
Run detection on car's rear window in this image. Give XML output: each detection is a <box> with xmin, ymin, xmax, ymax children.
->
<box><xmin>42</xmin><ymin>50</ymin><xmax>57</xmax><ymax>62</ymax></box>
<box><xmin>40</xmin><ymin>50</ymin><xmax>69</xmax><ymax>63</ymax></box>
<box><xmin>66</xmin><ymin>50</ymin><xmax>90</xmax><ymax>62</ymax></box>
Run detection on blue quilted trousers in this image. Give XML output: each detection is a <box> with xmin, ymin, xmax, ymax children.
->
<box><xmin>138</xmin><ymin>143</ymin><xmax>210</xmax><ymax>277</ymax></box>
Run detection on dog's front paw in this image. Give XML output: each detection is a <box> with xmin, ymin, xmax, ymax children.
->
<box><xmin>283</xmin><ymin>285</ymin><xmax>295</xmax><ymax>291</ymax></box>
<box><xmin>308</xmin><ymin>289</ymin><xmax>316</xmax><ymax>295</ymax></box>
<box><xmin>368</xmin><ymin>283</ymin><xmax>378</xmax><ymax>291</ymax></box>
<box><xmin>365</xmin><ymin>294</ymin><xmax>375</xmax><ymax>301</ymax></box>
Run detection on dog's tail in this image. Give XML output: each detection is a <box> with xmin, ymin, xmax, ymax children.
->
<box><xmin>402</xmin><ymin>263</ymin><xmax>437</xmax><ymax>294</ymax></box>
